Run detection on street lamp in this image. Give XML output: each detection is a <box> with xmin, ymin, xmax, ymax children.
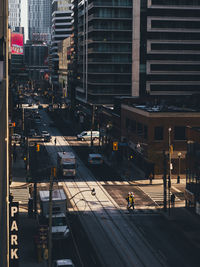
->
<box><xmin>177</xmin><ymin>152</ymin><xmax>182</xmax><ymax>184</ymax></box>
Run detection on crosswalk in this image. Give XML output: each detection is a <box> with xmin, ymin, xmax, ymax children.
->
<box><xmin>10</xmin><ymin>187</ymin><xmax>29</xmax><ymax>204</ymax></box>
<box><xmin>139</xmin><ymin>185</ymin><xmax>182</xmax><ymax>207</ymax></box>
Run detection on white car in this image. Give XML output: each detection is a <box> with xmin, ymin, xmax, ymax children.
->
<box><xmin>12</xmin><ymin>133</ymin><xmax>21</xmax><ymax>142</ymax></box>
<box><xmin>53</xmin><ymin>259</ymin><xmax>75</xmax><ymax>267</ymax></box>
<box><xmin>88</xmin><ymin>153</ymin><xmax>103</xmax><ymax>165</ymax></box>
<box><xmin>77</xmin><ymin>131</ymin><xmax>99</xmax><ymax>141</ymax></box>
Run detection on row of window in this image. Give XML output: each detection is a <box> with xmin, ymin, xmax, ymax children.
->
<box><xmin>152</xmin><ymin>0</ymin><xmax>200</xmax><ymax>6</ymax></box>
<box><xmin>151</xmin><ymin>43</ymin><xmax>200</xmax><ymax>51</ymax></box>
<box><xmin>125</xmin><ymin>118</ymin><xmax>186</xmax><ymax>141</ymax></box>
<box><xmin>125</xmin><ymin>119</ymin><xmax>148</xmax><ymax>139</ymax></box>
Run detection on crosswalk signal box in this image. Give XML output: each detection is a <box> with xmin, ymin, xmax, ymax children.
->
<box><xmin>113</xmin><ymin>142</ymin><xmax>118</xmax><ymax>151</ymax></box>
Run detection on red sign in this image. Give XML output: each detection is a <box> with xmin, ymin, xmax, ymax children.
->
<box><xmin>11</xmin><ymin>33</ymin><xmax>24</xmax><ymax>55</ymax></box>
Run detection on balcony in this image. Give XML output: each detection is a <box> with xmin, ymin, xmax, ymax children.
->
<box><xmin>88</xmin><ymin>1</ymin><xmax>132</xmax><ymax>9</ymax></box>
<box><xmin>88</xmin><ymin>25</ymin><xmax>132</xmax><ymax>32</ymax></box>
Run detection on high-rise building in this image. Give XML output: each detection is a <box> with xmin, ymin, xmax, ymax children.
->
<box><xmin>28</xmin><ymin>0</ymin><xmax>51</xmax><ymax>43</ymax></box>
<box><xmin>51</xmin><ymin>0</ymin><xmax>73</xmax><ymax>91</ymax></box>
<box><xmin>132</xmin><ymin>0</ymin><xmax>200</xmax><ymax>97</ymax></box>
<box><xmin>8</xmin><ymin>0</ymin><xmax>28</xmax><ymax>42</ymax></box>
<box><xmin>75</xmin><ymin>0</ymin><xmax>132</xmax><ymax>105</ymax></box>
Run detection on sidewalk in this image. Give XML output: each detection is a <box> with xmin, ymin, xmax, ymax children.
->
<box><xmin>11</xmin><ymin>144</ymin><xmax>46</xmax><ymax>267</ymax></box>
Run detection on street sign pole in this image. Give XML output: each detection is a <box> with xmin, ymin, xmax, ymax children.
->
<box><xmin>163</xmin><ymin>150</ymin><xmax>167</xmax><ymax>212</ymax></box>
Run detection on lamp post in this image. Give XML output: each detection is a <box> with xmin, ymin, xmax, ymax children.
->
<box><xmin>177</xmin><ymin>152</ymin><xmax>181</xmax><ymax>184</ymax></box>
<box><xmin>168</xmin><ymin>128</ymin><xmax>172</xmax><ymax>216</ymax></box>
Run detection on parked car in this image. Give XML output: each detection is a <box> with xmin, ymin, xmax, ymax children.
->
<box><xmin>53</xmin><ymin>259</ymin><xmax>75</xmax><ymax>267</ymax></box>
<box><xmin>12</xmin><ymin>133</ymin><xmax>21</xmax><ymax>142</ymax></box>
<box><xmin>77</xmin><ymin>131</ymin><xmax>99</xmax><ymax>141</ymax></box>
<box><xmin>88</xmin><ymin>153</ymin><xmax>103</xmax><ymax>165</ymax></box>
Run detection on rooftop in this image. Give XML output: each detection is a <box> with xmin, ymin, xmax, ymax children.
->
<box><xmin>128</xmin><ymin>104</ymin><xmax>200</xmax><ymax>113</ymax></box>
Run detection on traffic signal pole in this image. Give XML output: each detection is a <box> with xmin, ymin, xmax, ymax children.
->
<box><xmin>48</xmin><ymin>173</ymin><xmax>53</xmax><ymax>267</ymax></box>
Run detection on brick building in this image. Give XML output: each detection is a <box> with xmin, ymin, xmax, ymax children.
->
<box><xmin>121</xmin><ymin>103</ymin><xmax>200</xmax><ymax>177</ymax></box>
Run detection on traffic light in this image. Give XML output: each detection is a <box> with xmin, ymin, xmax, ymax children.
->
<box><xmin>51</xmin><ymin>167</ymin><xmax>56</xmax><ymax>177</ymax></box>
<box><xmin>36</xmin><ymin>144</ymin><xmax>40</xmax><ymax>152</ymax></box>
<box><xmin>169</xmin><ymin>145</ymin><xmax>173</xmax><ymax>154</ymax></box>
<box><xmin>113</xmin><ymin>142</ymin><xmax>118</xmax><ymax>151</ymax></box>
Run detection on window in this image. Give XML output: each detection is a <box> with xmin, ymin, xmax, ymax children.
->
<box><xmin>125</xmin><ymin>118</ymin><xmax>130</xmax><ymax>129</ymax></box>
<box><xmin>137</xmin><ymin>122</ymin><xmax>143</xmax><ymax>136</ymax></box>
<box><xmin>154</xmin><ymin>126</ymin><xmax>163</xmax><ymax>140</ymax></box>
<box><xmin>144</xmin><ymin>125</ymin><xmax>148</xmax><ymax>139</ymax></box>
<box><xmin>174</xmin><ymin>126</ymin><xmax>186</xmax><ymax>140</ymax></box>
<box><xmin>131</xmin><ymin>120</ymin><xmax>136</xmax><ymax>132</ymax></box>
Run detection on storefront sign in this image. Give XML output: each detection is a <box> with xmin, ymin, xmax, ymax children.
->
<box><xmin>10</xmin><ymin>202</ymin><xmax>19</xmax><ymax>267</ymax></box>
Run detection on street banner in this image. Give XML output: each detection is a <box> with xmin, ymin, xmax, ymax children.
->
<box><xmin>9</xmin><ymin>201</ymin><xmax>19</xmax><ymax>267</ymax></box>
<box><xmin>11</xmin><ymin>33</ymin><xmax>24</xmax><ymax>55</ymax></box>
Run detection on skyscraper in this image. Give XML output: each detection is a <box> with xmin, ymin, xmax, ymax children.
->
<box><xmin>8</xmin><ymin>0</ymin><xmax>28</xmax><ymax>42</ymax></box>
<box><xmin>75</xmin><ymin>0</ymin><xmax>132</xmax><ymax>105</ymax></box>
<box><xmin>132</xmin><ymin>0</ymin><xmax>200</xmax><ymax>97</ymax></box>
<box><xmin>28</xmin><ymin>0</ymin><xmax>51</xmax><ymax>43</ymax></box>
<box><xmin>51</xmin><ymin>0</ymin><xmax>73</xmax><ymax>89</ymax></box>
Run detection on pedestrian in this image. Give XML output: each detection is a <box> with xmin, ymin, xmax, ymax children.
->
<box><xmin>149</xmin><ymin>173</ymin><xmax>153</xmax><ymax>184</ymax></box>
<box><xmin>129</xmin><ymin>192</ymin><xmax>135</xmax><ymax>210</ymax></box>
<box><xmin>54</xmin><ymin>138</ymin><xmax>57</xmax><ymax>145</ymax></box>
<box><xmin>171</xmin><ymin>193</ymin><xmax>175</xmax><ymax>207</ymax></box>
<box><xmin>126</xmin><ymin>192</ymin><xmax>131</xmax><ymax>207</ymax></box>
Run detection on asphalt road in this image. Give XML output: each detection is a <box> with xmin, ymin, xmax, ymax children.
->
<box><xmin>25</xmin><ymin>106</ymin><xmax>200</xmax><ymax>267</ymax></box>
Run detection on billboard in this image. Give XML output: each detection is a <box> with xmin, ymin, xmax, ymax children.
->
<box><xmin>11</xmin><ymin>33</ymin><xmax>24</xmax><ymax>55</ymax></box>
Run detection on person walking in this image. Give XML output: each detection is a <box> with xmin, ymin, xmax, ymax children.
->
<box><xmin>129</xmin><ymin>192</ymin><xmax>135</xmax><ymax>210</ymax></box>
<box><xmin>171</xmin><ymin>193</ymin><xmax>175</xmax><ymax>208</ymax></box>
<box><xmin>126</xmin><ymin>192</ymin><xmax>131</xmax><ymax>209</ymax></box>
<box><xmin>54</xmin><ymin>138</ymin><xmax>57</xmax><ymax>145</ymax></box>
<box><xmin>149</xmin><ymin>173</ymin><xmax>153</xmax><ymax>184</ymax></box>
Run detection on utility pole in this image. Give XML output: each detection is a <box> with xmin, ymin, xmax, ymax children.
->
<box><xmin>90</xmin><ymin>105</ymin><xmax>95</xmax><ymax>147</ymax></box>
<box><xmin>48</xmin><ymin>168</ymin><xmax>56</xmax><ymax>267</ymax></box>
<box><xmin>163</xmin><ymin>150</ymin><xmax>167</xmax><ymax>212</ymax></box>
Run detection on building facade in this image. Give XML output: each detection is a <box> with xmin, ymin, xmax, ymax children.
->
<box><xmin>75</xmin><ymin>0</ymin><xmax>132</xmax><ymax>105</ymax></box>
<box><xmin>8</xmin><ymin>0</ymin><xmax>28</xmax><ymax>42</ymax></box>
<box><xmin>132</xmin><ymin>0</ymin><xmax>200</xmax><ymax>97</ymax></box>
<box><xmin>120</xmin><ymin>102</ymin><xmax>200</xmax><ymax>177</ymax></box>
<box><xmin>24</xmin><ymin>40</ymin><xmax>49</xmax><ymax>83</ymax></box>
<box><xmin>185</xmin><ymin>127</ymin><xmax>200</xmax><ymax>214</ymax></box>
<box><xmin>28</xmin><ymin>0</ymin><xmax>51</xmax><ymax>43</ymax></box>
<box><xmin>51</xmin><ymin>0</ymin><xmax>73</xmax><ymax>92</ymax></box>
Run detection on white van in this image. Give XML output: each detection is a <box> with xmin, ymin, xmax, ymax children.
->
<box><xmin>77</xmin><ymin>131</ymin><xmax>99</xmax><ymax>141</ymax></box>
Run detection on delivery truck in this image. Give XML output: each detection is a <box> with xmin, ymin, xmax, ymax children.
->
<box><xmin>57</xmin><ymin>152</ymin><xmax>76</xmax><ymax>178</ymax></box>
<box><xmin>38</xmin><ymin>189</ymin><xmax>70</xmax><ymax>239</ymax></box>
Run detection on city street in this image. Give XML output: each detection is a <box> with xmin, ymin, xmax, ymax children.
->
<box><xmin>11</xmin><ymin>103</ymin><xmax>200</xmax><ymax>267</ymax></box>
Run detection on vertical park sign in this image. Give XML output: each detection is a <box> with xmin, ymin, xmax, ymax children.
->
<box><xmin>9</xmin><ymin>202</ymin><xmax>19</xmax><ymax>267</ymax></box>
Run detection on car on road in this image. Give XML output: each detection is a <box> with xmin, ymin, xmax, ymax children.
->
<box><xmin>35</xmin><ymin>118</ymin><xmax>41</xmax><ymax>125</ymax></box>
<box><xmin>12</xmin><ymin>133</ymin><xmax>21</xmax><ymax>142</ymax></box>
<box><xmin>41</xmin><ymin>130</ymin><xmax>51</xmax><ymax>142</ymax></box>
<box><xmin>77</xmin><ymin>131</ymin><xmax>99</xmax><ymax>141</ymax></box>
<box><xmin>88</xmin><ymin>153</ymin><xmax>103</xmax><ymax>165</ymax></box>
<box><xmin>53</xmin><ymin>259</ymin><xmax>75</xmax><ymax>267</ymax></box>
<box><xmin>28</xmin><ymin>129</ymin><xmax>37</xmax><ymax>137</ymax></box>
<box><xmin>38</xmin><ymin>105</ymin><xmax>43</xmax><ymax>109</ymax></box>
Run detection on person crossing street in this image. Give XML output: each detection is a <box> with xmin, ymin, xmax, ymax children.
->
<box><xmin>126</xmin><ymin>192</ymin><xmax>135</xmax><ymax>210</ymax></box>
